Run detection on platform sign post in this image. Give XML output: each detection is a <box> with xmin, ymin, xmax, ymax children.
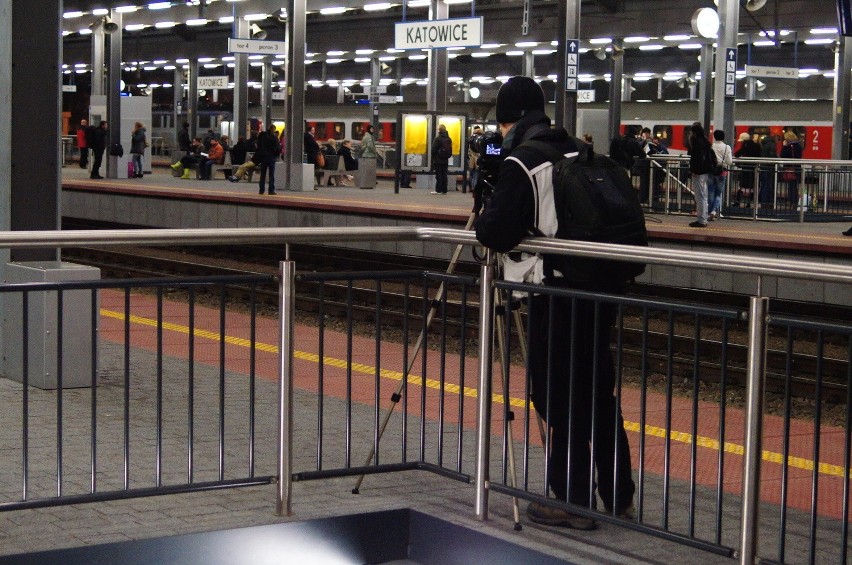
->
<box><xmin>565</xmin><ymin>39</ymin><xmax>579</xmax><ymax>91</ymax></box>
<box><xmin>724</xmin><ymin>47</ymin><xmax>737</xmax><ymax>98</ymax></box>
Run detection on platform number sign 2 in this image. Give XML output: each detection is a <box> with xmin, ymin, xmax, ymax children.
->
<box><xmin>725</xmin><ymin>48</ymin><xmax>737</xmax><ymax>98</ymax></box>
<box><xmin>565</xmin><ymin>40</ymin><xmax>579</xmax><ymax>91</ymax></box>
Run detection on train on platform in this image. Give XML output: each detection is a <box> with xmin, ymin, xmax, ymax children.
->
<box><xmin>150</xmin><ymin>98</ymin><xmax>838</xmax><ymax>159</ymax></box>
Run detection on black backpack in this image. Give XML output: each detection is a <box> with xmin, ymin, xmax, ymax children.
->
<box><xmin>522</xmin><ymin>138</ymin><xmax>648</xmax><ymax>287</ymax></box>
<box><xmin>438</xmin><ymin>136</ymin><xmax>452</xmax><ymax>159</ymax></box>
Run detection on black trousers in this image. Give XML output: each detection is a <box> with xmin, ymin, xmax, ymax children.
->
<box><xmin>434</xmin><ymin>163</ymin><xmax>448</xmax><ymax>193</ymax></box>
<box><xmin>79</xmin><ymin>147</ymin><xmax>89</xmax><ymax>168</ymax></box>
<box><xmin>527</xmin><ymin>293</ymin><xmax>635</xmax><ymax>512</ymax></box>
<box><xmin>90</xmin><ymin>149</ymin><xmax>104</xmax><ymax>177</ymax></box>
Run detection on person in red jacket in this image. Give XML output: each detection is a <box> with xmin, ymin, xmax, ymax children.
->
<box><xmin>76</xmin><ymin>119</ymin><xmax>89</xmax><ymax>169</ymax></box>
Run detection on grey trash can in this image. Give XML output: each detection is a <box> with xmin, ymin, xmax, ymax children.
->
<box><xmin>356</xmin><ymin>158</ymin><xmax>377</xmax><ymax>189</ymax></box>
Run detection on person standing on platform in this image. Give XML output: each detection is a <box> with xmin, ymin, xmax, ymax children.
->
<box><xmin>708</xmin><ymin>130</ymin><xmax>732</xmax><ymax>220</ymax></box>
<box><xmin>780</xmin><ymin>130</ymin><xmax>803</xmax><ymax>210</ymax></box>
<box><xmin>467</xmin><ymin>125</ymin><xmax>483</xmax><ymax>192</ymax></box>
<box><xmin>77</xmin><ymin>119</ymin><xmax>89</xmax><ymax>169</ymax></box>
<box><xmin>476</xmin><ymin>75</ymin><xmax>635</xmax><ymax>531</ymax></box>
<box><xmin>431</xmin><ymin>123</ymin><xmax>452</xmax><ymax>194</ymax></box>
<box><xmin>304</xmin><ymin>125</ymin><xmax>322</xmax><ymax>187</ymax></box>
<box><xmin>177</xmin><ymin>122</ymin><xmax>191</xmax><ymax>154</ymax></box>
<box><xmin>359</xmin><ymin>124</ymin><xmax>378</xmax><ymax>159</ymax></box>
<box><xmin>758</xmin><ymin>135</ymin><xmax>777</xmax><ymax>205</ymax></box>
<box><xmin>734</xmin><ymin>132</ymin><xmax>760</xmax><ymax>206</ymax></box>
<box><xmin>90</xmin><ymin>120</ymin><xmax>108</xmax><ymax>179</ymax></box>
<box><xmin>687</xmin><ymin>123</ymin><xmax>713</xmax><ymax>227</ymax></box>
<box><xmin>129</xmin><ymin>122</ymin><xmax>147</xmax><ymax>178</ymax></box>
<box><xmin>255</xmin><ymin>125</ymin><xmax>280</xmax><ymax>195</ymax></box>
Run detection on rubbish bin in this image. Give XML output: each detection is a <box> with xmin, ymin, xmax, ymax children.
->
<box><xmin>2</xmin><ymin>262</ymin><xmax>100</xmax><ymax>389</ymax></box>
<box><xmin>356</xmin><ymin>158</ymin><xmax>377</xmax><ymax>189</ymax></box>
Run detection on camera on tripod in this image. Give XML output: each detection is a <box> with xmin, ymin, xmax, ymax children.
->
<box><xmin>469</xmin><ymin>129</ymin><xmax>504</xmax><ymax>213</ymax></box>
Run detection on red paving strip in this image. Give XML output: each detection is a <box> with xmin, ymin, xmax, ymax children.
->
<box><xmin>97</xmin><ymin>289</ymin><xmax>851</xmax><ymax>520</ymax></box>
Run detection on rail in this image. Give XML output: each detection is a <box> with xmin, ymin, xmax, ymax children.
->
<box><xmin>0</xmin><ymin>227</ymin><xmax>849</xmax><ymax>565</ymax></box>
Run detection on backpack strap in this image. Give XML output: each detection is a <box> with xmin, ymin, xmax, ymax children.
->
<box><xmin>520</xmin><ymin>137</ymin><xmax>587</xmax><ymax>165</ymax></box>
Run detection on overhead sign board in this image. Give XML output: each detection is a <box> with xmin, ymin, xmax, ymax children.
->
<box><xmin>745</xmin><ymin>65</ymin><xmax>798</xmax><ymax>79</ymax></box>
<box><xmin>271</xmin><ymin>91</ymin><xmax>286</xmax><ymax>101</ymax></box>
<box><xmin>62</xmin><ymin>84</ymin><xmax>77</xmax><ymax>93</ymax></box>
<box><xmin>197</xmin><ymin>76</ymin><xmax>229</xmax><ymax>89</ymax></box>
<box><xmin>564</xmin><ymin>39</ymin><xmax>579</xmax><ymax>91</ymax></box>
<box><xmin>394</xmin><ymin>17</ymin><xmax>483</xmax><ymax>50</ymax></box>
<box><xmin>577</xmin><ymin>89</ymin><xmax>595</xmax><ymax>102</ymax></box>
<box><xmin>724</xmin><ymin>47</ymin><xmax>737</xmax><ymax>98</ymax></box>
<box><xmin>228</xmin><ymin>37</ymin><xmax>287</xmax><ymax>55</ymax></box>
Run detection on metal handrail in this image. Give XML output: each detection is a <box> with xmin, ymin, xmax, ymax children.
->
<box><xmin>0</xmin><ymin>227</ymin><xmax>850</xmax><ymax>284</ymax></box>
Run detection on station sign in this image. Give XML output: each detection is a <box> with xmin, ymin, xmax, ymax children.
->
<box><xmin>394</xmin><ymin>17</ymin><xmax>483</xmax><ymax>50</ymax></box>
<box><xmin>564</xmin><ymin>39</ymin><xmax>579</xmax><ymax>91</ymax></box>
<box><xmin>62</xmin><ymin>84</ymin><xmax>77</xmax><ymax>93</ymax></box>
<box><xmin>745</xmin><ymin>65</ymin><xmax>798</xmax><ymax>79</ymax></box>
<box><xmin>271</xmin><ymin>92</ymin><xmax>286</xmax><ymax>101</ymax></box>
<box><xmin>197</xmin><ymin>76</ymin><xmax>229</xmax><ymax>89</ymax></box>
<box><xmin>577</xmin><ymin>89</ymin><xmax>595</xmax><ymax>103</ymax></box>
<box><xmin>228</xmin><ymin>38</ymin><xmax>287</xmax><ymax>55</ymax></box>
<box><xmin>724</xmin><ymin>47</ymin><xmax>737</xmax><ymax>98</ymax></box>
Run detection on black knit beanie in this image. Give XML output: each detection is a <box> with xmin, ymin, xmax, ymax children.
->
<box><xmin>495</xmin><ymin>76</ymin><xmax>545</xmax><ymax>124</ymax></box>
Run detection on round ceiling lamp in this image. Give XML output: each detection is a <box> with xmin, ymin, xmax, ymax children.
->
<box><xmin>691</xmin><ymin>7</ymin><xmax>720</xmax><ymax>39</ymax></box>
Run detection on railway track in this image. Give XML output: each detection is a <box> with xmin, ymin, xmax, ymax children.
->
<box><xmin>61</xmin><ymin>245</ymin><xmax>851</xmax><ymax>402</ymax></box>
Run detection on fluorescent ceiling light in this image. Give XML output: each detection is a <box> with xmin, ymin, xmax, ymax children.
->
<box><xmin>378</xmin><ymin>56</ymin><xmax>396</xmax><ymax>61</ymax></box>
<box><xmin>115</xmin><ymin>5</ymin><xmax>138</xmax><ymax>13</ymax></box>
<box><xmin>408</xmin><ymin>54</ymin><xmax>427</xmax><ymax>60</ymax></box>
<box><xmin>219</xmin><ymin>16</ymin><xmax>234</xmax><ymax>23</ymax></box>
<box><xmin>386</xmin><ymin>48</ymin><xmax>404</xmax><ymax>53</ymax></box>
<box><xmin>753</xmin><ymin>40</ymin><xmax>774</xmax><ymax>46</ymax></box>
<box><xmin>203</xmin><ymin>63</ymin><xmax>220</xmax><ymax>68</ymax></box>
<box><xmin>470</xmin><ymin>52</ymin><xmax>491</xmax><ymax>58</ymax></box>
<box><xmin>678</xmin><ymin>43</ymin><xmax>702</xmax><ymax>50</ymax></box>
<box><xmin>186</xmin><ymin>18</ymin><xmax>208</xmax><ymax>26</ymax></box>
<box><xmin>243</xmin><ymin>14</ymin><xmax>267</xmax><ymax>21</ymax></box>
<box><xmin>407</xmin><ymin>0</ymin><xmax>430</xmax><ymax>6</ymax></box>
<box><xmin>804</xmin><ymin>38</ymin><xmax>834</xmax><ymax>45</ymax></box>
<box><xmin>155</xmin><ymin>21</ymin><xmax>177</xmax><ymax>28</ymax></box>
<box><xmin>148</xmin><ymin>2</ymin><xmax>171</xmax><ymax>9</ymax></box>
<box><xmin>222</xmin><ymin>56</ymin><xmax>235</xmax><ymax>61</ymax></box>
<box><xmin>810</xmin><ymin>27</ymin><xmax>838</xmax><ymax>34</ymax></box>
<box><xmin>589</xmin><ymin>37</ymin><xmax>611</xmax><ymax>45</ymax></box>
<box><xmin>506</xmin><ymin>50</ymin><xmax>523</xmax><ymax>56</ymax></box>
<box><xmin>354</xmin><ymin>57</ymin><xmax>371</xmax><ymax>62</ymax></box>
<box><xmin>355</xmin><ymin>49</ymin><xmax>376</xmax><ymax>55</ymax></box>
<box><xmin>175</xmin><ymin>58</ymin><xmax>189</xmax><ymax>63</ymax></box>
<box><xmin>664</xmin><ymin>34</ymin><xmax>691</xmax><ymax>41</ymax></box>
<box><xmin>532</xmin><ymin>49</ymin><xmax>555</xmax><ymax>55</ymax></box>
<box><xmin>198</xmin><ymin>57</ymin><xmax>214</xmax><ymax>62</ymax></box>
<box><xmin>144</xmin><ymin>66</ymin><xmax>158</xmax><ymax>71</ymax></box>
<box><xmin>125</xmin><ymin>24</ymin><xmax>147</xmax><ymax>31</ymax></box>
<box><xmin>327</xmin><ymin>50</ymin><xmax>346</xmax><ymax>56</ymax></box>
<box><xmin>164</xmin><ymin>65</ymin><xmax>176</xmax><ymax>69</ymax></box>
<box><xmin>326</xmin><ymin>58</ymin><xmax>343</xmax><ymax>64</ymax></box>
<box><xmin>480</xmin><ymin>43</ymin><xmax>501</xmax><ymax>49</ymax></box>
<box><xmin>445</xmin><ymin>0</ymin><xmax>471</xmax><ymax>3</ymax></box>
<box><xmin>639</xmin><ymin>44</ymin><xmax>665</xmax><ymax>51</ymax></box>
<box><xmin>77</xmin><ymin>28</ymin><xmax>92</xmax><ymax>35</ymax></box>
<box><xmin>515</xmin><ymin>41</ymin><xmax>537</xmax><ymax>48</ymax></box>
<box><xmin>363</xmin><ymin>2</ymin><xmax>393</xmax><ymax>11</ymax></box>
<box><xmin>92</xmin><ymin>8</ymin><xmax>109</xmax><ymax>16</ymax></box>
<box><xmin>63</xmin><ymin>11</ymin><xmax>84</xmax><ymax>18</ymax></box>
<box><xmin>320</xmin><ymin>7</ymin><xmax>348</xmax><ymax>15</ymax></box>
<box><xmin>624</xmin><ymin>36</ymin><xmax>650</xmax><ymax>43</ymax></box>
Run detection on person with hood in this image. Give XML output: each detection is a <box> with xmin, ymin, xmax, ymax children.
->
<box><xmin>687</xmin><ymin>123</ymin><xmax>713</xmax><ymax>227</ymax></box>
<box><xmin>476</xmin><ymin>75</ymin><xmax>635</xmax><ymax>531</ymax></box>
<box><xmin>734</xmin><ymin>132</ymin><xmax>761</xmax><ymax>204</ymax></box>
<box><xmin>780</xmin><ymin>129</ymin><xmax>803</xmax><ymax>209</ymax></box>
<box><xmin>431</xmin><ymin>123</ymin><xmax>452</xmax><ymax>194</ymax></box>
<box><xmin>255</xmin><ymin>125</ymin><xmax>281</xmax><ymax>195</ymax></box>
<box><xmin>129</xmin><ymin>122</ymin><xmax>147</xmax><ymax>178</ymax></box>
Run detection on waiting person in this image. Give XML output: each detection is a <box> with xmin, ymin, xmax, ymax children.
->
<box><xmin>304</xmin><ymin>125</ymin><xmax>322</xmax><ymax>187</ymax></box>
<box><xmin>129</xmin><ymin>121</ymin><xmax>147</xmax><ymax>178</ymax></box>
<box><xmin>323</xmin><ymin>139</ymin><xmax>340</xmax><ymax>186</ymax></box>
<box><xmin>359</xmin><ymin>124</ymin><xmax>378</xmax><ymax>159</ymax></box>
<box><xmin>780</xmin><ymin>130</ymin><xmax>803</xmax><ymax>209</ymax></box>
<box><xmin>475</xmin><ymin>75</ymin><xmax>635</xmax><ymax>531</ymax></box>
<box><xmin>89</xmin><ymin>120</ymin><xmax>108</xmax><ymax>179</ymax></box>
<box><xmin>338</xmin><ymin>139</ymin><xmax>358</xmax><ymax>186</ymax></box>
<box><xmin>708</xmin><ymin>130</ymin><xmax>732</xmax><ymax>220</ymax></box>
<box><xmin>77</xmin><ymin>119</ymin><xmax>89</xmax><ymax>169</ymax></box>
<box><xmin>200</xmin><ymin>138</ymin><xmax>224</xmax><ymax>180</ymax></box>
<box><xmin>171</xmin><ymin>138</ymin><xmax>205</xmax><ymax>179</ymax></box>
<box><xmin>431</xmin><ymin>123</ymin><xmax>451</xmax><ymax>194</ymax></box>
<box><xmin>688</xmin><ymin>123</ymin><xmax>713</xmax><ymax>227</ymax></box>
<box><xmin>734</xmin><ymin>132</ymin><xmax>760</xmax><ymax>205</ymax></box>
<box><xmin>758</xmin><ymin>135</ymin><xmax>777</xmax><ymax>205</ymax></box>
<box><xmin>228</xmin><ymin>152</ymin><xmax>260</xmax><ymax>182</ymax></box>
<box><xmin>231</xmin><ymin>136</ymin><xmax>249</xmax><ymax>168</ymax></box>
<box><xmin>177</xmin><ymin>122</ymin><xmax>191</xmax><ymax>154</ymax></box>
<box><xmin>255</xmin><ymin>125</ymin><xmax>280</xmax><ymax>195</ymax></box>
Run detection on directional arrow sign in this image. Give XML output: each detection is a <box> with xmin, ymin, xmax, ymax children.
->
<box><xmin>724</xmin><ymin>48</ymin><xmax>737</xmax><ymax>98</ymax></box>
<box><xmin>565</xmin><ymin>39</ymin><xmax>580</xmax><ymax>91</ymax></box>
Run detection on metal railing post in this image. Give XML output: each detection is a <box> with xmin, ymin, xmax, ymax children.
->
<box><xmin>277</xmin><ymin>260</ymin><xmax>296</xmax><ymax>516</ymax></box>
<box><xmin>739</xmin><ymin>292</ymin><xmax>768</xmax><ymax>565</ymax></box>
<box><xmin>475</xmin><ymin>250</ymin><xmax>496</xmax><ymax>520</ymax></box>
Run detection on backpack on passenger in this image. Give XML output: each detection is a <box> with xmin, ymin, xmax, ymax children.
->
<box><xmin>522</xmin><ymin>138</ymin><xmax>648</xmax><ymax>287</ymax></box>
<box><xmin>438</xmin><ymin>136</ymin><xmax>452</xmax><ymax>160</ymax></box>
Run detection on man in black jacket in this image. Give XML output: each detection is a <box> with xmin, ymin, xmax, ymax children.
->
<box><xmin>475</xmin><ymin>76</ymin><xmax>635</xmax><ymax>531</ymax></box>
<box><xmin>89</xmin><ymin>121</ymin><xmax>108</xmax><ymax>179</ymax></box>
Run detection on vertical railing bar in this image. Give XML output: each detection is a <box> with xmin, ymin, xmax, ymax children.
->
<box><xmin>276</xmin><ymin>260</ymin><xmax>296</xmax><ymax>517</ymax></box>
<box><xmin>124</xmin><ymin>288</ymin><xmax>131</xmax><ymax>490</ymax></box>
<box><xmin>218</xmin><ymin>286</ymin><xmax>226</xmax><ymax>481</ymax></box>
<box><xmin>317</xmin><ymin>282</ymin><xmax>325</xmax><ymax>471</ymax></box>
<box><xmin>345</xmin><ymin>281</ymin><xmax>353</xmax><ymax>468</ymax></box>
<box><xmin>187</xmin><ymin>287</ymin><xmax>195</xmax><ymax>483</ymax></box>
<box><xmin>419</xmin><ymin>278</ymin><xmax>428</xmax><ymax>463</ymax></box>
<box><xmin>437</xmin><ymin>283</ymin><xmax>448</xmax><ymax>467</ymax></box>
<box><xmin>156</xmin><ymin>287</ymin><xmax>163</xmax><ymax>487</ymax></box>
<box><xmin>739</xmin><ymin>296</ymin><xmax>769</xmax><ymax>565</ymax></box>
<box><xmin>688</xmin><ymin>314</ymin><xmax>701</xmax><ymax>537</ymax></box>
<box><xmin>588</xmin><ymin>300</ymin><xmax>600</xmax><ymax>509</ymax></box>
<box><xmin>714</xmin><ymin>319</ymin><xmax>730</xmax><ymax>546</ymax></box>
<box><xmin>401</xmin><ymin>280</ymin><xmax>410</xmax><ymax>464</ymax></box>
<box><xmin>90</xmin><ymin>288</ymin><xmax>98</xmax><ymax>494</ymax></box>
<box><xmin>373</xmin><ymin>280</ymin><xmax>382</xmax><ymax>467</ymax></box>
<box><xmin>248</xmin><ymin>284</ymin><xmax>257</xmax><ymax>478</ymax></box>
<box><xmin>779</xmin><ymin>326</ymin><xmax>795</xmax><ymax>562</ymax></box>
<box><xmin>807</xmin><ymin>332</ymin><xmax>825</xmax><ymax>565</ymax></box>
<box><xmin>56</xmin><ymin>290</ymin><xmax>64</xmax><ymax>497</ymax></box>
<box><xmin>663</xmin><ymin>311</ymin><xmax>674</xmax><ymax>530</ymax></box>
<box><xmin>22</xmin><ymin>291</ymin><xmax>29</xmax><ymax>501</ymax></box>
<box><xmin>547</xmin><ymin>296</ymin><xmax>558</xmax><ymax>498</ymax></box>
<box><xmin>500</xmin><ymin>291</ymin><xmax>512</xmax><ymax>485</ymax></box>
<box><xmin>638</xmin><ymin>307</ymin><xmax>649</xmax><ymax>521</ymax></box>
<box><xmin>840</xmin><ymin>335</ymin><xmax>852</xmax><ymax>565</ymax></box>
<box><xmin>613</xmin><ymin>302</ymin><xmax>626</xmax><ymax>516</ymax></box>
<box><xmin>457</xmin><ymin>284</ymin><xmax>468</xmax><ymax>473</ymax></box>
<box><xmin>522</xmin><ymin>290</ymin><xmax>533</xmax><ymax>493</ymax></box>
<box><xmin>474</xmin><ymin>252</ymin><xmax>495</xmax><ymax>520</ymax></box>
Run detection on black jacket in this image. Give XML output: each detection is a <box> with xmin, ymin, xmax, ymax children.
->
<box><xmin>476</xmin><ymin>111</ymin><xmax>579</xmax><ymax>254</ymax></box>
<box><xmin>92</xmin><ymin>126</ymin><xmax>108</xmax><ymax>153</ymax></box>
<box><xmin>254</xmin><ymin>131</ymin><xmax>281</xmax><ymax>160</ymax></box>
<box><xmin>735</xmin><ymin>139</ymin><xmax>761</xmax><ymax>159</ymax></box>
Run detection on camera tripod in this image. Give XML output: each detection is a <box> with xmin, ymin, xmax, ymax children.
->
<box><xmin>350</xmin><ymin>210</ymin><xmax>544</xmax><ymax>530</ymax></box>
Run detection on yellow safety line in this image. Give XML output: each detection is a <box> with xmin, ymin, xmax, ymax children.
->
<box><xmin>102</xmin><ymin>308</ymin><xmax>852</xmax><ymax>480</ymax></box>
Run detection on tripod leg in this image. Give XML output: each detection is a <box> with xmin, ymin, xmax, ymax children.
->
<box><xmin>352</xmin><ymin>212</ymin><xmax>477</xmax><ymax>494</ymax></box>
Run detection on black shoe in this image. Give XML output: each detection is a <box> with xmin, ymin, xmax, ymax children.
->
<box><xmin>228</xmin><ymin>176</ymin><xmax>238</xmax><ymax>183</ymax></box>
<box><xmin>268</xmin><ymin>191</ymin><xmax>276</xmax><ymax>195</ymax></box>
<box><xmin>90</xmin><ymin>174</ymin><xmax>103</xmax><ymax>179</ymax></box>
<box><xmin>526</xmin><ymin>502</ymin><xmax>598</xmax><ymax>530</ymax></box>
<box><xmin>843</xmin><ymin>227</ymin><xmax>852</xmax><ymax>236</ymax></box>
<box><xmin>688</xmin><ymin>221</ymin><xmax>707</xmax><ymax>228</ymax></box>
<box><xmin>258</xmin><ymin>190</ymin><xmax>265</xmax><ymax>195</ymax></box>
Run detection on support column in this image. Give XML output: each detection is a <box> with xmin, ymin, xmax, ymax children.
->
<box><xmin>106</xmin><ymin>11</ymin><xmax>123</xmax><ymax>180</ymax></box>
<box><xmin>0</xmin><ymin>0</ymin><xmax>11</xmax><ymax>242</ymax></box>
<box><xmin>426</xmin><ymin>0</ymin><xmax>449</xmax><ymax>112</ymax></box>
<box><xmin>554</xmin><ymin>0</ymin><xmax>580</xmax><ymax>134</ymax></box>
<box><xmin>522</xmin><ymin>51</ymin><xmax>534</xmax><ymax>77</ymax></box>
<box><xmin>262</xmin><ymin>61</ymin><xmax>273</xmax><ymax>129</ymax></box>
<box><xmin>370</xmin><ymin>58</ymin><xmax>381</xmax><ymax>133</ymax></box>
<box><xmin>285</xmin><ymin>0</ymin><xmax>307</xmax><ymax>190</ymax></box>
<box><xmin>173</xmin><ymin>67</ymin><xmax>183</xmax><ymax>151</ymax></box>
<box><xmin>832</xmin><ymin>37</ymin><xmax>851</xmax><ymax>160</ymax></box>
<box><xmin>91</xmin><ymin>23</ymin><xmax>105</xmax><ymax>97</ymax></box>
<box><xmin>233</xmin><ymin>18</ymin><xmax>250</xmax><ymax>138</ymax></box>
<box><xmin>699</xmin><ymin>43</ymin><xmax>714</xmax><ymax>134</ymax></box>
<box><xmin>606</xmin><ymin>39</ymin><xmax>623</xmax><ymax>143</ymax></box>
<box><xmin>187</xmin><ymin>59</ymin><xmax>198</xmax><ymax>140</ymax></box>
<box><xmin>712</xmin><ymin>0</ymin><xmax>739</xmax><ymax>137</ymax></box>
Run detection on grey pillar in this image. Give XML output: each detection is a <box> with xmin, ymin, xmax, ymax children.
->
<box><xmin>91</xmin><ymin>23</ymin><xmax>105</xmax><ymax>97</ymax></box>
<box><xmin>713</xmin><ymin>0</ymin><xmax>739</xmax><ymax>137</ymax></box>
<box><xmin>832</xmin><ymin>37</ymin><xmax>851</xmax><ymax>160</ymax></box>
<box><xmin>106</xmin><ymin>11</ymin><xmax>123</xmax><ymax>180</ymax></box>
<box><xmin>262</xmin><ymin>61</ymin><xmax>273</xmax><ymax>129</ymax></box>
<box><xmin>745</xmin><ymin>77</ymin><xmax>757</xmax><ymax>101</ymax></box>
<box><xmin>522</xmin><ymin>52</ymin><xmax>534</xmax><ymax>78</ymax></box>
<box><xmin>426</xmin><ymin>0</ymin><xmax>449</xmax><ymax>112</ymax></box>
<box><xmin>370</xmin><ymin>58</ymin><xmax>381</xmax><ymax>133</ymax></box>
<box><xmin>233</xmin><ymin>18</ymin><xmax>249</xmax><ymax>139</ymax></box>
<box><xmin>173</xmin><ymin>67</ymin><xmax>183</xmax><ymax>151</ymax></box>
<box><xmin>187</xmin><ymin>59</ymin><xmax>198</xmax><ymax>140</ymax></box>
<box><xmin>0</xmin><ymin>0</ymin><xmax>10</xmax><ymax>241</ymax></box>
<box><xmin>554</xmin><ymin>0</ymin><xmax>580</xmax><ymax>134</ymax></box>
<box><xmin>656</xmin><ymin>78</ymin><xmax>664</xmax><ymax>100</ymax></box>
<box><xmin>621</xmin><ymin>77</ymin><xmax>632</xmax><ymax>102</ymax></box>
<box><xmin>10</xmin><ymin>1</ymin><xmax>62</xmax><ymax>260</ymax></box>
<box><xmin>606</xmin><ymin>40</ymin><xmax>623</xmax><ymax>143</ymax></box>
<box><xmin>285</xmin><ymin>0</ymin><xmax>307</xmax><ymax>190</ymax></box>
<box><xmin>699</xmin><ymin>43</ymin><xmax>714</xmax><ymax>135</ymax></box>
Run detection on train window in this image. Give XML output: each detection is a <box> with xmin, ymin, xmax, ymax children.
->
<box><xmin>312</xmin><ymin>121</ymin><xmax>344</xmax><ymax>141</ymax></box>
<box><xmin>652</xmin><ymin>125</ymin><xmax>672</xmax><ymax>143</ymax></box>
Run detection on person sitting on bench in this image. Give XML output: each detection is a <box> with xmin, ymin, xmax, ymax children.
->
<box><xmin>228</xmin><ymin>152</ymin><xmax>260</xmax><ymax>182</ymax></box>
<box><xmin>171</xmin><ymin>138</ymin><xmax>205</xmax><ymax>179</ymax></box>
